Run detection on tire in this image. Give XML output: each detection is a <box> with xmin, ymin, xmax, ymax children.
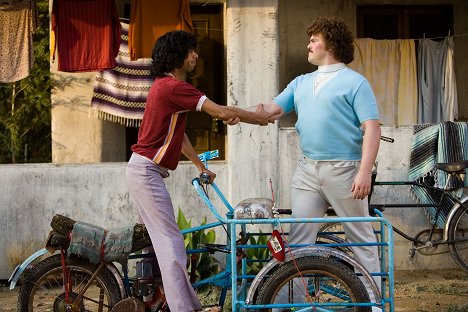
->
<box><xmin>17</xmin><ymin>254</ymin><xmax>122</xmax><ymax>312</ymax></box>
<box><xmin>255</xmin><ymin>256</ymin><xmax>371</xmax><ymax>312</ymax></box>
<box><xmin>319</xmin><ymin>222</ymin><xmax>381</xmax><ymax>256</ymax></box>
<box><xmin>317</xmin><ymin>233</ymin><xmax>353</xmax><ymax>255</ymax></box>
<box><xmin>319</xmin><ymin>222</ymin><xmax>346</xmax><ymax>238</ymax></box>
<box><xmin>448</xmin><ymin>206</ymin><xmax>468</xmax><ymax>271</ymax></box>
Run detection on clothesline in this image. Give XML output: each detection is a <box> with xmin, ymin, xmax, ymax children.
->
<box><xmin>117</xmin><ymin>17</ymin><xmax>468</xmax><ymax>40</ymax></box>
<box><xmin>191</xmin><ymin>29</ymin><xmax>468</xmax><ymax>42</ymax></box>
<box><xmin>415</xmin><ymin>33</ymin><xmax>468</xmax><ymax>41</ymax></box>
<box><xmin>120</xmin><ymin>18</ymin><xmax>468</xmax><ymax>41</ymax></box>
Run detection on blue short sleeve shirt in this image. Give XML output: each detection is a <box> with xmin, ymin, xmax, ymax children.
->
<box><xmin>274</xmin><ymin>68</ymin><xmax>379</xmax><ymax>160</ymax></box>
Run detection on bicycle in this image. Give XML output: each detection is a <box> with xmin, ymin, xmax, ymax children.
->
<box><xmin>320</xmin><ymin>136</ymin><xmax>468</xmax><ymax>272</ymax></box>
<box><xmin>369</xmin><ymin>162</ymin><xmax>468</xmax><ymax>271</ymax></box>
<box><xmin>9</xmin><ymin>150</ymin><xmax>395</xmax><ymax>311</ymax></box>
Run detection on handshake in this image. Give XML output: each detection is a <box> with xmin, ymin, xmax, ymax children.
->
<box><xmin>223</xmin><ymin>103</ymin><xmax>283</xmax><ymax>126</ymax></box>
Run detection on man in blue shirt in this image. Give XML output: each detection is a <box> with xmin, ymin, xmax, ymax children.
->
<box><xmin>244</xmin><ymin>16</ymin><xmax>382</xmax><ymax>311</ymax></box>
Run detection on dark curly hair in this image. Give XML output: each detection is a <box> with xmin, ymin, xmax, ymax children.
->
<box><xmin>306</xmin><ymin>17</ymin><xmax>354</xmax><ymax>64</ymax></box>
<box><xmin>150</xmin><ymin>30</ymin><xmax>197</xmax><ymax>77</ymax></box>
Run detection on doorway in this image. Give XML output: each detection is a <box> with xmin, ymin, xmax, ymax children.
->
<box><xmin>125</xmin><ymin>3</ymin><xmax>226</xmax><ymax>161</ymax></box>
<box><xmin>186</xmin><ymin>3</ymin><xmax>226</xmax><ymax>160</ymax></box>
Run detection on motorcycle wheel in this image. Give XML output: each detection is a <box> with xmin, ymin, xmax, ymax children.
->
<box><xmin>17</xmin><ymin>254</ymin><xmax>122</xmax><ymax>312</ymax></box>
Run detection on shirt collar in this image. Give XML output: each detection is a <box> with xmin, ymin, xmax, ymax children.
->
<box><xmin>317</xmin><ymin>63</ymin><xmax>346</xmax><ymax>73</ymax></box>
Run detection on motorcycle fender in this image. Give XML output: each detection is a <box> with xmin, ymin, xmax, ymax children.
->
<box><xmin>8</xmin><ymin>248</ymin><xmax>50</xmax><ymax>290</ymax></box>
<box><xmin>245</xmin><ymin>246</ymin><xmax>381</xmax><ymax>305</ymax></box>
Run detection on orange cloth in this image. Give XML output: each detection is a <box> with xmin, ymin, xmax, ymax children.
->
<box><xmin>128</xmin><ymin>0</ymin><xmax>193</xmax><ymax>60</ymax></box>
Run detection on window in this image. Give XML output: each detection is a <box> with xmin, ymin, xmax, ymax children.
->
<box><xmin>357</xmin><ymin>5</ymin><xmax>453</xmax><ymax>40</ymax></box>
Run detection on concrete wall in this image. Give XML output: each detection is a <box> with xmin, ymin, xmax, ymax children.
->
<box><xmin>226</xmin><ymin>0</ymin><xmax>281</xmax><ymax>203</ymax></box>
<box><xmin>0</xmin><ymin>161</ymin><xmax>229</xmax><ymax>280</ymax></box>
<box><xmin>51</xmin><ymin>71</ymin><xmax>127</xmax><ymax>163</ymax></box>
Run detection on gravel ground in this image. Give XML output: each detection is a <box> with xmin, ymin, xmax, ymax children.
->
<box><xmin>1</xmin><ymin>269</ymin><xmax>467</xmax><ymax>311</ymax></box>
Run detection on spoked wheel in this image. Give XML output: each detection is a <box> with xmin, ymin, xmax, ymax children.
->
<box><xmin>317</xmin><ymin>232</ymin><xmax>353</xmax><ymax>256</ymax></box>
<box><xmin>255</xmin><ymin>256</ymin><xmax>371</xmax><ymax>311</ymax></box>
<box><xmin>18</xmin><ymin>254</ymin><xmax>122</xmax><ymax>312</ymax></box>
<box><xmin>448</xmin><ymin>206</ymin><xmax>468</xmax><ymax>271</ymax></box>
<box><xmin>319</xmin><ymin>222</ymin><xmax>346</xmax><ymax>239</ymax></box>
<box><xmin>318</xmin><ymin>222</ymin><xmax>354</xmax><ymax>255</ymax></box>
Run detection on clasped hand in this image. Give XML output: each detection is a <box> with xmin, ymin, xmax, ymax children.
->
<box><xmin>224</xmin><ymin>103</ymin><xmax>282</xmax><ymax>126</ymax></box>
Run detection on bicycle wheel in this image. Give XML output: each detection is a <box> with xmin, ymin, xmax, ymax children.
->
<box><xmin>255</xmin><ymin>256</ymin><xmax>371</xmax><ymax>311</ymax></box>
<box><xmin>317</xmin><ymin>233</ymin><xmax>353</xmax><ymax>256</ymax></box>
<box><xmin>448</xmin><ymin>206</ymin><xmax>468</xmax><ymax>271</ymax></box>
<box><xmin>320</xmin><ymin>222</ymin><xmax>345</xmax><ymax>238</ymax></box>
<box><xmin>18</xmin><ymin>254</ymin><xmax>122</xmax><ymax>312</ymax></box>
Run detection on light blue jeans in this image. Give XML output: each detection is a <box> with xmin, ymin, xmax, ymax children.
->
<box><xmin>126</xmin><ymin>153</ymin><xmax>202</xmax><ymax>312</ymax></box>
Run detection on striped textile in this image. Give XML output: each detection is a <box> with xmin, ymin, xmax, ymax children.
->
<box><xmin>68</xmin><ymin>221</ymin><xmax>105</xmax><ymax>264</ymax></box>
<box><xmin>408</xmin><ymin>121</ymin><xmax>468</xmax><ymax>228</ymax></box>
<box><xmin>91</xmin><ymin>22</ymin><xmax>153</xmax><ymax>127</ymax></box>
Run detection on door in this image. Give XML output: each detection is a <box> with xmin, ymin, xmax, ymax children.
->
<box><xmin>186</xmin><ymin>4</ymin><xmax>226</xmax><ymax>160</ymax></box>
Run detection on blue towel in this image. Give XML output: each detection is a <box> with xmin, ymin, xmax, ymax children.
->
<box><xmin>408</xmin><ymin>121</ymin><xmax>468</xmax><ymax>228</ymax></box>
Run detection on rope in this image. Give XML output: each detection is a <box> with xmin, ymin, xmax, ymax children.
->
<box><xmin>276</xmin><ymin>220</ymin><xmax>314</xmax><ymax>303</ymax></box>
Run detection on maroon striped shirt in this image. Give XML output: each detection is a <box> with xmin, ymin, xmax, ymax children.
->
<box><xmin>51</xmin><ymin>0</ymin><xmax>121</xmax><ymax>72</ymax></box>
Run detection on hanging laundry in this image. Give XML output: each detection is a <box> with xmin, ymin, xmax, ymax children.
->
<box><xmin>51</xmin><ymin>0</ymin><xmax>121</xmax><ymax>72</ymax></box>
<box><xmin>349</xmin><ymin>38</ymin><xmax>418</xmax><ymax>126</ymax></box>
<box><xmin>91</xmin><ymin>23</ymin><xmax>153</xmax><ymax>127</ymax></box>
<box><xmin>417</xmin><ymin>37</ymin><xmax>458</xmax><ymax>124</ymax></box>
<box><xmin>0</xmin><ymin>0</ymin><xmax>37</xmax><ymax>83</ymax></box>
<box><xmin>128</xmin><ymin>0</ymin><xmax>193</xmax><ymax>60</ymax></box>
<box><xmin>444</xmin><ymin>37</ymin><xmax>458</xmax><ymax>121</ymax></box>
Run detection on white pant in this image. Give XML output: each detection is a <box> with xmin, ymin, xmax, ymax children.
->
<box><xmin>126</xmin><ymin>153</ymin><xmax>202</xmax><ymax>312</ymax></box>
<box><xmin>288</xmin><ymin>156</ymin><xmax>382</xmax><ymax>304</ymax></box>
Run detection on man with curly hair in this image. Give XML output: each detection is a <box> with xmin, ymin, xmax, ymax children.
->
<box><xmin>252</xmin><ymin>17</ymin><xmax>382</xmax><ymax>311</ymax></box>
<box><xmin>126</xmin><ymin>30</ymin><xmax>278</xmax><ymax>312</ymax></box>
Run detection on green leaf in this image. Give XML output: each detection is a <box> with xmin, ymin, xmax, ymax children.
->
<box><xmin>175</xmin><ymin>209</ymin><xmax>220</xmax><ymax>282</ymax></box>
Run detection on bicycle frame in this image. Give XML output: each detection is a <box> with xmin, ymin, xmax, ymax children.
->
<box><xmin>191</xmin><ymin>178</ymin><xmax>395</xmax><ymax>311</ymax></box>
<box><xmin>370</xmin><ymin>179</ymin><xmax>468</xmax><ymax>246</ymax></box>
<box><xmin>188</xmin><ymin>151</ymin><xmax>396</xmax><ymax>311</ymax></box>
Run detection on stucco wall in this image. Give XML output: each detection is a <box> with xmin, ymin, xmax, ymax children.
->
<box><xmin>51</xmin><ymin>71</ymin><xmax>127</xmax><ymax>163</ymax></box>
<box><xmin>0</xmin><ymin>161</ymin><xmax>229</xmax><ymax>280</ymax></box>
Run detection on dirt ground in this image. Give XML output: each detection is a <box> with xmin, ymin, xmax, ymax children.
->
<box><xmin>0</xmin><ymin>269</ymin><xmax>467</xmax><ymax>312</ymax></box>
<box><xmin>391</xmin><ymin>269</ymin><xmax>468</xmax><ymax>312</ymax></box>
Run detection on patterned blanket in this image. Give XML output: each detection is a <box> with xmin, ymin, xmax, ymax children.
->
<box><xmin>91</xmin><ymin>22</ymin><xmax>153</xmax><ymax>127</ymax></box>
<box><xmin>408</xmin><ymin>121</ymin><xmax>468</xmax><ymax>228</ymax></box>
<box><xmin>68</xmin><ymin>221</ymin><xmax>134</xmax><ymax>264</ymax></box>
